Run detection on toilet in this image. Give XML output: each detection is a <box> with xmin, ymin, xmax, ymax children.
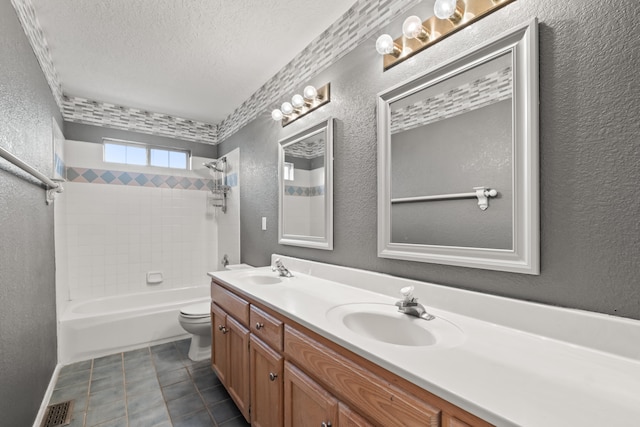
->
<box><xmin>178</xmin><ymin>302</ymin><xmax>212</xmax><ymax>361</ymax></box>
<box><xmin>178</xmin><ymin>263</ymin><xmax>254</xmax><ymax>361</ymax></box>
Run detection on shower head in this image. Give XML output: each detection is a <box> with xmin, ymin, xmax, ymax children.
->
<box><xmin>203</xmin><ymin>162</ymin><xmax>223</xmax><ymax>172</ymax></box>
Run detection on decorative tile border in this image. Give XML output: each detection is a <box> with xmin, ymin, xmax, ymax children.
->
<box><xmin>66</xmin><ymin>166</ymin><xmax>238</xmax><ymax>191</ymax></box>
<box><xmin>390</xmin><ymin>67</ymin><xmax>513</xmax><ymax>134</ymax></box>
<box><xmin>285</xmin><ymin>185</ymin><xmax>325</xmax><ymax>197</ymax></box>
<box><xmin>216</xmin><ymin>0</ymin><xmax>422</xmax><ymax>142</ymax></box>
<box><xmin>14</xmin><ymin>0</ymin><xmax>420</xmax><ymax>145</ymax></box>
<box><xmin>62</xmin><ymin>96</ymin><xmax>217</xmax><ymax>144</ymax></box>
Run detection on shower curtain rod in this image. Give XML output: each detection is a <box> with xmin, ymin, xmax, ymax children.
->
<box><xmin>0</xmin><ymin>145</ymin><xmax>63</xmax><ymax>204</ymax></box>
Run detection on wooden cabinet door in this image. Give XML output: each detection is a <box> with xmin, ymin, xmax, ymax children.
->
<box><xmin>339</xmin><ymin>403</ymin><xmax>374</xmax><ymax>427</ymax></box>
<box><xmin>211</xmin><ymin>303</ymin><xmax>228</xmax><ymax>384</ymax></box>
<box><xmin>284</xmin><ymin>361</ymin><xmax>338</xmax><ymax>427</ymax></box>
<box><xmin>250</xmin><ymin>335</ymin><xmax>284</xmax><ymax>427</ymax></box>
<box><xmin>227</xmin><ymin>315</ymin><xmax>251</xmax><ymax>422</ymax></box>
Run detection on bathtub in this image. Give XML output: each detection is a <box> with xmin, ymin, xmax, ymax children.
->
<box><xmin>58</xmin><ymin>286</ymin><xmax>210</xmax><ymax>364</ymax></box>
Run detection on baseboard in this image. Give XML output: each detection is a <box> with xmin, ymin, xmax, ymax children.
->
<box><xmin>32</xmin><ymin>363</ymin><xmax>62</xmax><ymax>427</ymax></box>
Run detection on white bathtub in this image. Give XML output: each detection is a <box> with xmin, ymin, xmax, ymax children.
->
<box><xmin>58</xmin><ymin>286</ymin><xmax>210</xmax><ymax>364</ymax></box>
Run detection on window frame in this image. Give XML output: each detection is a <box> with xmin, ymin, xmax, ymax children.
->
<box><xmin>102</xmin><ymin>138</ymin><xmax>191</xmax><ymax>170</ymax></box>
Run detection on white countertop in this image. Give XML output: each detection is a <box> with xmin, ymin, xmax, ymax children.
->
<box><xmin>209</xmin><ymin>256</ymin><xmax>640</xmax><ymax>426</ymax></box>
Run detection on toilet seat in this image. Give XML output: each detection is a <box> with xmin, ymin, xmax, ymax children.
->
<box><xmin>180</xmin><ymin>302</ymin><xmax>211</xmax><ymax>319</ymax></box>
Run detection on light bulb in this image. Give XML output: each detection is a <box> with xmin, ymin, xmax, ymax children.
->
<box><xmin>434</xmin><ymin>0</ymin><xmax>462</xmax><ymax>20</ymax></box>
<box><xmin>402</xmin><ymin>16</ymin><xmax>426</xmax><ymax>40</ymax></box>
<box><xmin>375</xmin><ymin>34</ymin><xmax>395</xmax><ymax>55</ymax></box>
<box><xmin>281</xmin><ymin>102</ymin><xmax>294</xmax><ymax>115</ymax></box>
<box><xmin>303</xmin><ymin>85</ymin><xmax>318</xmax><ymax>101</ymax></box>
<box><xmin>271</xmin><ymin>109</ymin><xmax>283</xmax><ymax>121</ymax></box>
<box><xmin>291</xmin><ymin>94</ymin><xmax>305</xmax><ymax>109</ymax></box>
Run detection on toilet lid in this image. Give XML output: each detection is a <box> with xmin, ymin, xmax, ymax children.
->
<box><xmin>180</xmin><ymin>302</ymin><xmax>210</xmax><ymax>318</ymax></box>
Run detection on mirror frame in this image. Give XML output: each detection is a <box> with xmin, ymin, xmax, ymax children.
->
<box><xmin>377</xmin><ymin>19</ymin><xmax>539</xmax><ymax>274</ymax></box>
<box><xmin>278</xmin><ymin>117</ymin><xmax>334</xmax><ymax>250</ymax></box>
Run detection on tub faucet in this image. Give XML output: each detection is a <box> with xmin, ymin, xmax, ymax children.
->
<box><xmin>395</xmin><ymin>286</ymin><xmax>435</xmax><ymax>321</ymax></box>
<box><xmin>272</xmin><ymin>258</ymin><xmax>293</xmax><ymax>277</ymax></box>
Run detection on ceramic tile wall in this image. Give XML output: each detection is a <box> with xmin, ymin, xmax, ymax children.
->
<box><xmin>213</xmin><ymin>148</ymin><xmax>241</xmax><ymax>269</ymax></box>
<box><xmin>57</xmin><ymin>140</ymin><xmax>238</xmax><ymax>300</ymax></box>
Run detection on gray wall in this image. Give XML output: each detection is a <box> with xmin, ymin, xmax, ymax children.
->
<box><xmin>218</xmin><ymin>0</ymin><xmax>640</xmax><ymax>320</ymax></box>
<box><xmin>0</xmin><ymin>3</ymin><xmax>61</xmax><ymax>425</ymax></box>
<box><xmin>64</xmin><ymin>121</ymin><xmax>218</xmax><ymax>158</ymax></box>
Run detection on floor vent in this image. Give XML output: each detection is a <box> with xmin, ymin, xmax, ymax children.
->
<box><xmin>41</xmin><ymin>400</ymin><xmax>74</xmax><ymax>427</ymax></box>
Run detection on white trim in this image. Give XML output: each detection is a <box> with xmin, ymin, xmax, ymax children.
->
<box><xmin>377</xmin><ymin>19</ymin><xmax>539</xmax><ymax>274</ymax></box>
<box><xmin>32</xmin><ymin>363</ymin><xmax>62</xmax><ymax>427</ymax></box>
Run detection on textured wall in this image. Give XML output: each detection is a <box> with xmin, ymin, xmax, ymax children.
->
<box><xmin>0</xmin><ymin>2</ymin><xmax>61</xmax><ymax>425</ymax></box>
<box><xmin>219</xmin><ymin>0</ymin><xmax>640</xmax><ymax>320</ymax></box>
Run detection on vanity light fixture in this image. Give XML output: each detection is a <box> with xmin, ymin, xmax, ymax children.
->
<box><xmin>375</xmin><ymin>0</ymin><xmax>517</xmax><ymax>71</ymax></box>
<box><xmin>270</xmin><ymin>83</ymin><xmax>331</xmax><ymax>127</ymax></box>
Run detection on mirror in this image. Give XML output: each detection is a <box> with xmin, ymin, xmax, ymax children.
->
<box><xmin>278</xmin><ymin>118</ymin><xmax>333</xmax><ymax>250</ymax></box>
<box><xmin>377</xmin><ymin>19</ymin><xmax>539</xmax><ymax>274</ymax></box>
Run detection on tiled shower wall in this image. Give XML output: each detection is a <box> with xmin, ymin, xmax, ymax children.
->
<box><xmin>283</xmin><ymin>168</ymin><xmax>325</xmax><ymax>236</ymax></box>
<box><xmin>56</xmin><ymin>140</ymin><xmax>238</xmax><ymax>301</ymax></box>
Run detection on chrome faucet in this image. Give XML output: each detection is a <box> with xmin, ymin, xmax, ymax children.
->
<box><xmin>395</xmin><ymin>286</ymin><xmax>435</xmax><ymax>321</ymax></box>
<box><xmin>272</xmin><ymin>258</ymin><xmax>293</xmax><ymax>277</ymax></box>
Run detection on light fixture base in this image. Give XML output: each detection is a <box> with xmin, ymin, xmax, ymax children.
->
<box><xmin>382</xmin><ymin>0</ymin><xmax>517</xmax><ymax>71</ymax></box>
<box><xmin>281</xmin><ymin>83</ymin><xmax>331</xmax><ymax>127</ymax></box>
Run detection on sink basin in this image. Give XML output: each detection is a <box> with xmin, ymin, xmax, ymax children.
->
<box><xmin>236</xmin><ymin>272</ymin><xmax>283</xmax><ymax>285</ymax></box>
<box><xmin>326</xmin><ymin>303</ymin><xmax>464</xmax><ymax>348</ymax></box>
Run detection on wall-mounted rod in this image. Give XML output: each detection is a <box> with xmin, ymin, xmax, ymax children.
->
<box><xmin>391</xmin><ymin>187</ymin><xmax>498</xmax><ymax>210</ymax></box>
<box><xmin>0</xmin><ymin>145</ymin><xmax>63</xmax><ymax>204</ymax></box>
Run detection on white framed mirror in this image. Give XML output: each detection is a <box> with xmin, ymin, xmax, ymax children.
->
<box><xmin>377</xmin><ymin>19</ymin><xmax>539</xmax><ymax>274</ymax></box>
<box><xmin>278</xmin><ymin>118</ymin><xmax>334</xmax><ymax>250</ymax></box>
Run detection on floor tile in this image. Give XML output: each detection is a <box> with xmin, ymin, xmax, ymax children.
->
<box><xmin>123</xmin><ymin>347</ymin><xmax>151</xmax><ymax>360</ymax></box>
<box><xmin>50</xmin><ymin>382</ymin><xmax>89</xmax><ymax>404</ymax></box>
<box><xmin>125</xmin><ymin>375</ymin><xmax>160</xmax><ymax>396</ymax></box>
<box><xmin>192</xmin><ymin>369</ymin><xmax>220</xmax><ymax>391</ymax></box>
<box><xmin>162</xmin><ymin>380</ymin><xmax>197</xmax><ymax>402</ymax></box>
<box><xmin>210</xmin><ymin>399</ymin><xmax>242</xmax><ymax>425</ymax></box>
<box><xmin>219</xmin><ymin>416</ymin><xmax>251</xmax><ymax>427</ymax></box>
<box><xmin>127</xmin><ymin>404</ymin><xmax>171</xmax><ymax>426</ymax></box>
<box><xmin>88</xmin><ymin>385</ymin><xmax>125</xmax><ymax>409</ymax></box>
<box><xmin>172</xmin><ymin>408</ymin><xmax>215</xmax><ymax>427</ymax></box>
<box><xmin>94</xmin><ymin>416</ymin><xmax>127</xmax><ymax>427</ymax></box>
<box><xmin>91</xmin><ymin>363</ymin><xmax>124</xmax><ymax>381</ymax></box>
<box><xmin>166</xmin><ymin>393</ymin><xmax>206</xmax><ymax>420</ymax></box>
<box><xmin>90</xmin><ymin>375</ymin><xmax>123</xmax><ymax>393</ymax></box>
<box><xmin>125</xmin><ymin>365</ymin><xmax>157</xmax><ymax>383</ymax></box>
<box><xmin>151</xmin><ymin>342</ymin><xmax>176</xmax><ymax>353</ymax></box>
<box><xmin>85</xmin><ymin>399</ymin><xmax>126</xmax><ymax>427</ymax></box>
<box><xmin>55</xmin><ymin>368</ymin><xmax>91</xmax><ymax>389</ymax></box>
<box><xmin>126</xmin><ymin>389</ymin><xmax>165</xmax><ymax>415</ymax></box>
<box><xmin>158</xmin><ymin>366</ymin><xmax>190</xmax><ymax>387</ymax></box>
<box><xmin>200</xmin><ymin>385</ymin><xmax>230</xmax><ymax>407</ymax></box>
<box><xmin>92</xmin><ymin>353</ymin><xmax>123</xmax><ymax>369</ymax></box>
<box><xmin>59</xmin><ymin>360</ymin><xmax>92</xmax><ymax>377</ymax></box>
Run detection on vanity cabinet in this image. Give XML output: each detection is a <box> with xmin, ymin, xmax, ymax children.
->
<box><xmin>250</xmin><ymin>335</ymin><xmax>283</xmax><ymax>427</ymax></box>
<box><xmin>210</xmin><ymin>285</ymin><xmax>251</xmax><ymax>422</ymax></box>
<box><xmin>211</xmin><ymin>279</ymin><xmax>492</xmax><ymax>427</ymax></box>
<box><xmin>284</xmin><ymin>361</ymin><xmax>338</xmax><ymax>427</ymax></box>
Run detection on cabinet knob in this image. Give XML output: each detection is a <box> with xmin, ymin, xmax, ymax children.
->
<box><xmin>256</xmin><ymin>322</ymin><xmax>264</xmax><ymax>330</ymax></box>
<box><xmin>321</xmin><ymin>422</ymin><xmax>332</xmax><ymax>427</ymax></box>
<box><xmin>218</xmin><ymin>325</ymin><xmax>228</xmax><ymax>334</ymax></box>
<box><xmin>269</xmin><ymin>372</ymin><xmax>278</xmax><ymax>381</ymax></box>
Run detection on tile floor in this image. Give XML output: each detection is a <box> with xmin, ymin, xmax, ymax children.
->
<box><xmin>48</xmin><ymin>339</ymin><xmax>250</xmax><ymax>427</ymax></box>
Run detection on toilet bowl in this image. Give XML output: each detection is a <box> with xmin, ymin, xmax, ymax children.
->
<box><xmin>178</xmin><ymin>302</ymin><xmax>212</xmax><ymax>361</ymax></box>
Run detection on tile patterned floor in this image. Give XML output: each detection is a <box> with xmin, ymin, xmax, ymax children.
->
<box><xmin>49</xmin><ymin>339</ymin><xmax>251</xmax><ymax>427</ymax></box>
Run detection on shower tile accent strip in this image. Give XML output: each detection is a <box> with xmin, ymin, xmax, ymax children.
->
<box><xmin>390</xmin><ymin>67</ymin><xmax>513</xmax><ymax>135</ymax></box>
<box><xmin>285</xmin><ymin>185</ymin><xmax>325</xmax><ymax>197</ymax></box>
<box><xmin>65</xmin><ymin>167</ymin><xmax>238</xmax><ymax>191</ymax></box>
<box><xmin>12</xmin><ymin>0</ymin><xmax>421</xmax><ymax>145</ymax></box>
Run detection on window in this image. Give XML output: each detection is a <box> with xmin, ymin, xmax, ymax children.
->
<box><xmin>103</xmin><ymin>139</ymin><xmax>189</xmax><ymax>170</ymax></box>
<box><xmin>283</xmin><ymin>162</ymin><xmax>295</xmax><ymax>181</ymax></box>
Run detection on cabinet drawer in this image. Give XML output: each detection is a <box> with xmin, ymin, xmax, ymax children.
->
<box><xmin>250</xmin><ymin>305</ymin><xmax>284</xmax><ymax>351</ymax></box>
<box><xmin>285</xmin><ymin>325</ymin><xmax>441</xmax><ymax>427</ymax></box>
<box><xmin>211</xmin><ymin>281</ymin><xmax>250</xmax><ymax>326</ymax></box>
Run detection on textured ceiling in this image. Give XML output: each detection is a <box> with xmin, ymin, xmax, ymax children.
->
<box><xmin>29</xmin><ymin>0</ymin><xmax>359</xmax><ymax>124</ymax></box>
